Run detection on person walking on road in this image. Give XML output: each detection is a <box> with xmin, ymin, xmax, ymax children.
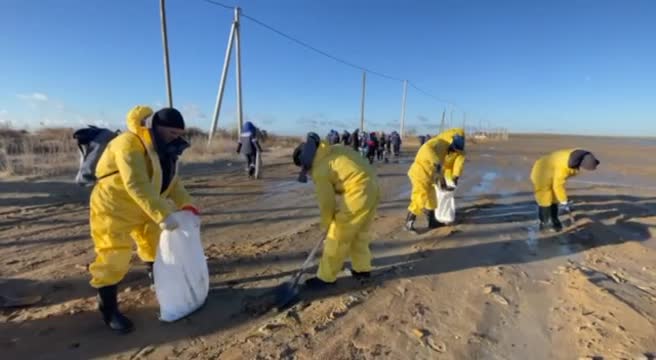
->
<box><xmin>390</xmin><ymin>131</ymin><xmax>402</xmax><ymax>160</ymax></box>
<box><xmin>237</xmin><ymin>121</ymin><xmax>263</xmax><ymax>179</ymax></box>
<box><xmin>378</xmin><ymin>132</ymin><xmax>388</xmax><ymax>162</ymax></box>
<box><xmin>88</xmin><ymin>105</ymin><xmax>199</xmax><ymax>333</ymax></box>
<box><xmin>351</xmin><ymin>129</ymin><xmax>361</xmax><ymax>152</ymax></box>
<box><xmin>341</xmin><ymin>130</ymin><xmax>352</xmax><ymax>146</ymax></box>
<box><xmin>292</xmin><ymin>133</ymin><xmax>380</xmax><ymax>288</ymax></box>
<box><xmin>531</xmin><ymin>149</ymin><xmax>600</xmax><ymax>232</ymax></box>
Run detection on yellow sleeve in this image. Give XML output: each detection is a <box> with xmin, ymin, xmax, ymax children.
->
<box><xmin>552</xmin><ymin>168</ymin><xmax>569</xmax><ymax>203</ymax></box>
<box><xmin>167</xmin><ymin>177</ymin><xmax>193</xmax><ymax>209</ymax></box>
<box><xmin>114</xmin><ymin>144</ymin><xmax>174</xmax><ymax>224</ymax></box>
<box><xmin>443</xmin><ymin>168</ymin><xmax>453</xmax><ymax>181</ymax></box>
<box><xmin>426</xmin><ymin>141</ymin><xmax>441</xmax><ymax>167</ymax></box>
<box><xmin>453</xmin><ymin>153</ymin><xmax>465</xmax><ymax>177</ymax></box>
<box><xmin>313</xmin><ymin>169</ymin><xmax>336</xmax><ymax>230</ymax></box>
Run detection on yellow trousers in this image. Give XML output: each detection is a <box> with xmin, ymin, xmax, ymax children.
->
<box><xmin>89</xmin><ymin>206</ymin><xmax>161</xmax><ymax>288</ymax></box>
<box><xmin>317</xmin><ymin>202</ymin><xmax>378</xmax><ymax>283</ymax></box>
<box><xmin>407</xmin><ymin>177</ymin><xmax>437</xmax><ymax>216</ymax></box>
<box><xmin>532</xmin><ymin>184</ymin><xmax>558</xmax><ymax>207</ymax></box>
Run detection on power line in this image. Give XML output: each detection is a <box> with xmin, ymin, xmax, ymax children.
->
<box><xmin>240</xmin><ymin>13</ymin><xmax>404</xmax><ymax>82</ymax></box>
<box><xmin>199</xmin><ymin>0</ymin><xmax>465</xmax><ymax>112</ymax></box>
<box><xmin>408</xmin><ymin>81</ymin><xmax>458</xmax><ymax>109</ymax></box>
<box><xmin>200</xmin><ymin>0</ymin><xmax>233</xmax><ymax>10</ymax></box>
<box><xmin>199</xmin><ymin>0</ymin><xmax>402</xmax><ymax>82</ymax></box>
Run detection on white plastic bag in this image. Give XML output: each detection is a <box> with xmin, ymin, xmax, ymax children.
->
<box><xmin>154</xmin><ymin>212</ymin><xmax>209</xmax><ymax>322</ymax></box>
<box><xmin>434</xmin><ymin>184</ymin><xmax>456</xmax><ymax>224</ymax></box>
<box><xmin>254</xmin><ymin>151</ymin><xmax>262</xmax><ymax>179</ymax></box>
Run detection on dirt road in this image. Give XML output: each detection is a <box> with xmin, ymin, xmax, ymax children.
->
<box><xmin>1</xmin><ymin>135</ymin><xmax>655</xmax><ymax>359</ymax></box>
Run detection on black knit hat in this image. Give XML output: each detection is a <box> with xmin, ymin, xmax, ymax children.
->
<box><xmin>153</xmin><ymin>108</ymin><xmax>185</xmax><ymax>129</ymax></box>
<box><xmin>580</xmin><ymin>153</ymin><xmax>600</xmax><ymax>170</ymax></box>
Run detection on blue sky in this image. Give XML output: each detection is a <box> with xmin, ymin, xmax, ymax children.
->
<box><xmin>1</xmin><ymin>0</ymin><xmax>655</xmax><ymax>136</ymax></box>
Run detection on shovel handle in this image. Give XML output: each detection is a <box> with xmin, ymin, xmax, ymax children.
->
<box><xmin>290</xmin><ymin>235</ymin><xmax>325</xmax><ymax>286</ymax></box>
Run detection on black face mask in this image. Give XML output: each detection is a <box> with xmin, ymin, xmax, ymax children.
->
<box><xmin>165</xmin><ymin>137</ymin><xmax>190</xmax><ymax>157</ymax></box>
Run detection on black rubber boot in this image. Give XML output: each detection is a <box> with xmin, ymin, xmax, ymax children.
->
<box><xmin>538</xmin><ymin>206</ymin><xmax>551</xmax><ymax>231</ymax></box>
<box><xmin>351</xmin><ymin>270</ymin><xmax>371</xmax><ymax>280</ymax></box>
<box><xmin>145</xmin><ymin>262</ymin><xmax>154</xmax><ymax>285</ymax></box>
<box><xmin>304</xmin><ymin>277</ymin><xmax>334</xmax><ymax>290</ymax></box>
<box><xmin>405</xmin><ymin>212</ymin><xmax>417</xmax><ymax>233</ymax></box>
<box><xmin>550</xmin><ymin>204</ymin><xmax>563</xmax><ymax>232</ymax></box>
<box><xmin>425</xmin><ymin>209</ymin><xmax>441</xmax><ymax>229</ymax></box>
<box><xmin>97</xmin><ymin>285</ymin><xmax>134</xmax><ymax>334</ymax></box>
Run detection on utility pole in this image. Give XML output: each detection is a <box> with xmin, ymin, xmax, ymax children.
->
<box><xmin>209</xmin><ymin>7</ymin><xmax>238</xmax><ymax>144</ymax></box>
<box><xmin>400</xmin><ymin>80</ymin><xmax>408</xmax><ymax>137</ymax></box>
<box><xmin>440</xmin><ymin>109</ymin><xmax>446</xmax><ymax>133</ymax></box>
<box><xmin>234</xmin><ymin>7</ymin><xmax>244</xmax><ymax>136</ymax></box>
<box><xmin>159</xmin><ymin>0</ymin><xmax>173</xmax><ymax>107</ymax></box>
<box><xmin>360</xmin><ymin>71</ymin><xmax>367</xmax><ymax>131</ymax></box>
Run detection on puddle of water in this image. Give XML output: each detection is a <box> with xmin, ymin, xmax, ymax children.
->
<box><xmin>395</xmin><ymin>183</ymin><xmax>413</xmax><ymax>201</ymax></box>
<box><xmin>478</xmin><ymin>204</ymin><xmax>534</xmax><ymax>212</ymax></box>
<box><xmin>468</xmin><ymin>210</ymin><xmax>534</xmax><ymax>221</ymax></box>
<box><xmin>482</xmin><ymin>172</ymin><xmax>498</xmax><ymax>181</ymax></box>
<box><xmin>525</xmin><ymin>225</ymin><xmax>539</xmax><ymax>252</ymax></box>
<box><xmin>570</xmin><ymin>179</ymin><xmax>656</xmax><ymax>191</ymax></box>
<box><xmin>469</xmin><ymin>171</ymin><xmax>499</xmax><ymax>195</ymax></box>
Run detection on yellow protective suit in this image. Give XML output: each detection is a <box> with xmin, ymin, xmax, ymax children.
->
<box><xmin>407</xmin><ymin>128</ymin><xmax>465</xmax><ymax>215</ymax></box>
<box><xmin>89</xmin><ymin>105</ymin><xmax>193</xmax><ymax>288</ymax></box>
<box><xmin>310</xmin><ymin>142</ymin><xmax>380</xmax><ymax>283</ymax></box>
<box><xmin>443</xmin><ymin>150</ymin><xmax>466</xmax><ymax>183</ymax></box>
<box><xmin>530</xmin><ymin>149</ymin><xmax>579</xmax><ymax>207</ymax></box>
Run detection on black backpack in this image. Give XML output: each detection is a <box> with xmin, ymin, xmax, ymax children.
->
<box><xmin>73</xmin><ymin>126</ymin><xmax>120</xmax><ymax>186</ymax></box>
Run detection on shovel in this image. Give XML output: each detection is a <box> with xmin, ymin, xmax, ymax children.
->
<box><xmin>273</xmin><ymin>235</ymin><xmax>325</xmax><ymax>311</ymax></box>
<box><xmin>567</xmin><ymin>208</ymin><xmax>575</xmax><ymax>226</ymax></box>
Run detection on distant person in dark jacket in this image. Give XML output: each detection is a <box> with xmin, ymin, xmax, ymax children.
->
<box><xmin>390</xmin><ymin>131</ymin><xmax>401</xmax><ymax>160</ymax></box>
<box><xmin>236</xmin><ymin>121</ymin><xmax>262</xmax><ymax>178</ymax></box>
<box><xmin>418</xmin><ymin>135</ymin><xmax>427</xmax><ymax>146</ymax></box>
<box><xmin>351</xmin><ymin>129</ymin><xmax>361</xmax><ymax>152</ymax></box>
<box><xmin>378</xmin><ymin>132</ymin><xmax>387</xmax><ymax>162</ymax></box>
<box><xmin>341</xmin><ymin>130</ymin><xmax>351</xmax><ymax>146</ymax></box>
<box><xmin>366</xmin><ymin>132</ymin><xmax>378</xmax><ymax>164</ymax></box>
<box><xmin>327</xmin><ymin>130</ymin><xmax>340</xmax><ymax>145</ymax></box>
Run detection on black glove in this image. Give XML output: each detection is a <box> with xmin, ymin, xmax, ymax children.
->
<box><xmin>453</xmin><ymin>176</ymin><xmax>459</xmax><ymax>186</ymax></box>
<box><xmin>436</xmin><ymin>176</ymin><xmax>448</xmax><ymax>190</ymax></box>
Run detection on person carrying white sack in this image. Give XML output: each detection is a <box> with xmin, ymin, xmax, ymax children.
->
<box><xmin>87</xmin><ymin>105</ymin><xmax>200</xmax><ymax>333</ymax></box>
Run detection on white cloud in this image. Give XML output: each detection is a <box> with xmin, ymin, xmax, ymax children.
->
<box><xmin>17</xmin><ymin>92</ymin><xmax>49</xmax><ymax>102</ymax></box>
<box><xmin>0</xmin><ymin>109</ymin><xmax>11</xmax><ymax>128</ymax></box>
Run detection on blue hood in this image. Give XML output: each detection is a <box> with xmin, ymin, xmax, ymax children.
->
<box><xmin>242</xmin><ymin>121</ymin><xmax>256</xmax><ymax>134</ymax></box>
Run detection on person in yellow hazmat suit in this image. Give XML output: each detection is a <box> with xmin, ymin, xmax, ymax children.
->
<box><xmin>292</xmin><ymin>132</ymin><xmax>380</xmax><ymax>289</ymax></box>
<box><xmin>405</xmin><ymin>128</ymin><xmax>465</xmax><ymax>232</ymax></box>
<box><xmin>531</xmin><ymin>149</ymin><xmax>599</xmax><ymax>232</ymax></box>
<box><xmin>443</xmin><ymin>145</ymin><xmax>466</xmax><ymax>189</ymax></box>
<box><xmin>89</xmin><ymin>105</ymin><xmax>199</xmax><ymax>333</ymax></box>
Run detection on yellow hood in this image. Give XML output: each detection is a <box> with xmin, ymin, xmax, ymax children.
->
<box><xmin>125</xmin><ymin>105</ymin><xmax>157</xmax><ymax>151</ymax></box>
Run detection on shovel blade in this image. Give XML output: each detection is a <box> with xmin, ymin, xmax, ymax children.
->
<box><xmin>273</xmin><ymin>281</ymin><xmax>300</xmax><ymax>311</ymax></box>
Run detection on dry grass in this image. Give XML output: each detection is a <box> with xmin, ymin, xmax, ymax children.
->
<box><xmin>0</xmin><ymin>126</ymin><xmax>300</xmax><ymax>178</ymax></box>
<box><xmin>183</xmin><ymin>128</ymin><xmax>301</xmax><ymax>163</ymax></box>
<box><xmin>0</xmin><ymin>127</ymin><xmax>79</xmax><ymax>177</ymax></box>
